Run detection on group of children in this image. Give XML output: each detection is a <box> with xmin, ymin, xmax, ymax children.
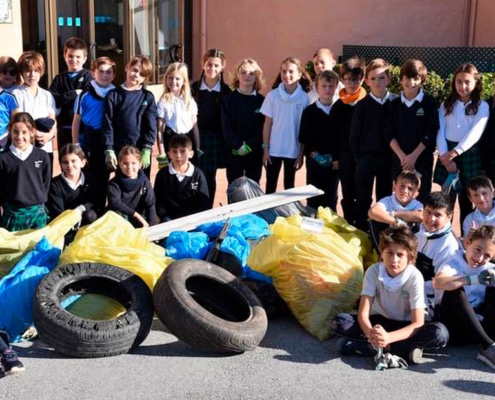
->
<box><xmin>2</xmin><ymin>37</ymin><xmax>495</xmax><ymax>375</ymax></box>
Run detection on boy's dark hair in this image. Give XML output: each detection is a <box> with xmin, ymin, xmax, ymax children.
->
<box><xmin>394</xmin><ymin>170</ymin><xmax>421</xmax><ymax>189</ymax></box>
<box><xmin>365</xmin><ymin>58</ymin><xmax>390</xmax><ymax>79</ymax></box>
<box><xmin>400</xmin><ymin>59</ymin><xmax>427</xmax><ymax>84</ymax></box>
<box><xmin>168</xmin><ymin>134</ymin><xmax>192</xmax><ymax>149</ymax></box>
<box><xmin>423</xmin><ymin>191</ymin><xmax>454</xmax><ymax>214</ymax></box>
<box><xmin>314</xmin><ymin>70</ymin><xmax>339</xmax><ymax>88</ymax></box>
<box><xmin>339</xmin><ymin>56</ymin><xmax>365</xmax><ymax>79</ymax></box>
<box><xmin>64</xmin><ymin>37</ymin><xmax>88</xmax><ymax>56</ymax></box>
<box><xmin>471</xmin><ymin>225</ymin><xmax>495</xmax><ymax>244</ymax></box>
<box><xmin>379</xmin><ymin>225</ymin><xmax>418</xmax><ymax>263</ymax></box>
<box><xmin>467</xmin><ymin>175</ymin><xmax>494</xmax><ymax>193</ymax></box>
<box><xmin>58</xmin><ymin>143</ymin><xmax>86</xmax><ymax>163</ymax></box>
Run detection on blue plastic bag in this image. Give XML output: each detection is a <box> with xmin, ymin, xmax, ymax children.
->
<box><xmin>165</xmin><ymin>231</ymin><xmax>210</xmax><ymax>260</ymax></box>
<box><xmin>0</xmin><ymin>236</ymin><xmax>61</xmax><ymax>342</ymax></box>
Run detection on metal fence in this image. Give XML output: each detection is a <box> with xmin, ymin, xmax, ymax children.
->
<box><xmin>342</xmin><ymin>45</ymin><xmax>495</xmax><ymax>77</ymax></box>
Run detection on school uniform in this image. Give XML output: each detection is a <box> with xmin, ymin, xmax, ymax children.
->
<box><xmin>434</xmin><ymin>99</ymin><xmax>489</xmax><ymax>223</ymax></box>
<box><xmin>385</xmin><ymin>90</ymin><xmax>439</xmax><ymax>203</ymax></box>
<box><xmin>222</xmin><ymin>89</ymin><xmax>265</xmax><ymax>185</ymax></box>
<box><xmin>48</xmin><ymin>173</ymin><xmax>99</xmax><ymax>223</ymax></box>
<box><xmin>260</xmin><ymin>83</ymin><xmax>310</xmax><ymax>194</ymax></box>
<box><xmin>350</xmin><ymin>92</ymin><xmax>398</xmax><ymax>230</ymax></box>
<box><xmin>0</xmin><ymin>90</ymin><xmax>19</xmax><ymax>149</ymax></box>
<box><xmin>415</xmin><ymin>223</ymin><xmax>460</xmax><ymax>317</ymax></box>
<box><xmin>101</xmin><ymin>85</ymin><xmax>157</xmax><ymax>176</ymax></box>
<box><xmin>157</xmin><ymin>95</ymin><xmax>198</xmax><ymax>154</ymax></box>
<box><xmin>49</xmin><ymin>69</ymin><xmax>93</xmax><ymax>149</ymax></box>
<box><xmin>333</xmin><ymin>262</ymin><xmax>449</xmax><ymax>360</ymax></box>
<box><xmin>107</xmin><ymin>169</ymin><xmax>157</xmax><ymax>228</ymax></box>
<box><xmin>298</xmin><ymin>100</ymin><xmax>339</xmax><ymax>210</ymax></box>
<box><xmin>154</xmin><ymin>162</ymin><xmax>210</xmax><ymax>221</ymax></box>
<box><xmin>0</xmin><ymin>145</ymin><xmax>51</xmax><ymax>231</ymax></box>
<box><xmin>436</xmin><ymin>251</ymin><xmax>495</xmax><ymax>343</ymax></box>
<box><xmin>13</xmin><ymin>85</ymin><xmax>56</xmax><ymax>154</ymax></box>
<box><xmin>462</xmin><ymin>201</ymin><xmax>495</xmax><ymax>237</ymax></box>
<box><xmin>480</xmin><ymin>98</ymin><xmax>495</xmax><ymax>182</ymax></box>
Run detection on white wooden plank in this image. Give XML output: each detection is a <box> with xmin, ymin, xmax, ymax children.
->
<box><xmin>147</xmin><ymin>184</ymin><xmax>323</xmax><ymax>241</ymax></box>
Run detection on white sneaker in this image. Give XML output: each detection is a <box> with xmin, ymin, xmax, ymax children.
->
<box><xmin>477</xmin><ymin>343</ymin><xmax>495</xmax><ymax>370</ymax></box>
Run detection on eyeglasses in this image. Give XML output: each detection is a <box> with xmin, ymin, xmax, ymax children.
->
<box><xmin>1</xmin><ymin>69</ymin><xmax>17</xmax><ymax>76</ymax></box>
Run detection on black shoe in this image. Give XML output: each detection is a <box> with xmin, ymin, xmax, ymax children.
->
<box><xmin>1</xmin><ymin>349</ymin><xmax>25</xmax><ymax>375</ymax></box>
<box><xmin>339</xmin><ymin>339</ymin><xmax>376</xmax><ymax>357</ymax></box>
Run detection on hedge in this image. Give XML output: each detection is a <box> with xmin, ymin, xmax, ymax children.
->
<box><xmin>305</xmin><ymin>61</ymin><xmax>495</xmax><ymax>105</ymax></box>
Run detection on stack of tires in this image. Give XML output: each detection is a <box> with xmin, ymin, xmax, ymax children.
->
<box><xmin>33</xmin><ymin>259</ymin><xmax>268</xmax><ymax>357</ymax></box>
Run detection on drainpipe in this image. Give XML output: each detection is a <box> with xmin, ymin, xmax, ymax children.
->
<box><xmin>467</xmin><ymin>0</ymin><xmax>478</xmax><ymax>47</ymax></box>
<box><xmin>200</xmin><ymin>0</ymin><xmax>207</xmax><ymax>57</ymax></box>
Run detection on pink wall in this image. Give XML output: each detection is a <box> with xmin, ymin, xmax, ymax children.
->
<box><xmin>191</xmin><ymin>0</ymin><xmax>495</xmax><ymax>93</ymax></box>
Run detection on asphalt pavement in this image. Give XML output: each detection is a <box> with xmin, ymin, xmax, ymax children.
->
<box><xmin>1</xmin><ymin>315</ymin><xmax>494</xmax><ymax>400</ymax></box>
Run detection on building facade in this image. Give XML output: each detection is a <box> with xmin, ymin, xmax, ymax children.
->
<box><xmin>2</xmin><ymin>0</ymin><xmax>494</xmax><ymax>93</ymax></box>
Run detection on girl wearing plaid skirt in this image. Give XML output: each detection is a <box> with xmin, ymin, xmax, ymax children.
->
<box><xmin>0</xmin><ymin>112</ymin><xmax>51</xmax><ymax>231</ymax></box>
<box><xmin>434</xmin><ymin>63</ymin><xmax>489</xmax><ymax>227</ymax></box>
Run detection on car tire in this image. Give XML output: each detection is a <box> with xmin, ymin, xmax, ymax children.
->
<box><xmin>33</xmin><ymin>262</ymin><xmax>153</xmax><ymax>358</ymax></box>
<box><xmin>153</xmin><ymin>259</ymin><xmax>268</xmax><ymax>353</ymax></box>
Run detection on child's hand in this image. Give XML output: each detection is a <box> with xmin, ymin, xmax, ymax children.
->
<box><xmin>262</xmin><ymin>150</ymin><xmax>271</xmax><ymax>168</ymax></box>
<box><xmin>332</xmin><ymin>160</ymin><xmax>339</xmax><ymax>170</ymax></box>
<box><xmin>134</xmin><ymin>213</ymin><xmax>149</xmax><ymax>228</ymax></box>
<box><xmin>369</xmin><ymin>324</ymin><xmax>390</xmax><ymax>348</ymax></box>
<box><xmin>141</xmin><ymin>148</ymin><xmax>151</xmax><ymax>169</ymax></box>
<box><xmin>156</xmin><ymin>154</ymin><xmax>169</xmax><ymax>169</ymax></box>
<box><xmin>35</xmin><ymin>130</ymin><xmax>52</xmax><ymax>146</ymax></box>
<box><xmin>294</xmin><ymin>154</ymin><xmax>304</xmax><ymax>170</ymax></box>
<box><xmin>400</xmin><ymin>153</ymin><xmax>417</xmax><ymax>171</ymax></box>
<box><xmin>105</xmin><ymin>149</ymin><xmax>118</xmax><ymax>171</ymax></box>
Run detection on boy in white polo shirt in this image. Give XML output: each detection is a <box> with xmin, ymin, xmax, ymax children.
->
<box><xmin>463</xmin><ymin>175</ymin><xmax>495</xmax><ymax>239</ymax></box>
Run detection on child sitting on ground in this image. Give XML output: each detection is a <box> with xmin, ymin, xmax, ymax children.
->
<box><xmin>415</xmin><ymin>192</ymin><xmax>460</xmax><ymax>317</ymax></box>
<box><xmin>154</xmin><ymin>134</ymin><xmax>210</xmax><ymax>221</ymax></box>
<box><xmin>0</xmin><ymin>330</ymin><xmax>24</xmax><ymax>375</ymax></box>
<box><xmin>331</xmin><ymin>225</ymin><xmax>449</xmax><ymax>367</ymax></box>
<box><xmin>47</xmin><ymin>144</ymin><xmax>99</xmax><ymax>224</ymax></box>
<box><xmin>433</xmin><ymin>225</ymin><xmax>495</xmax><ymax>370</ymax></box>
<box><xmin>107</xmin><ymin>145</ymin><xmax>157</xmax><ymax>228</ymax></box>
<box><xmin>462</xmin><ymin>176</ymin><xmax>495</xmax><ymax>240</ymax></box>
<box><xmin>368</xmin><ymin>170</ymin><xmax>424</xmax><ymax>248</ymax></box>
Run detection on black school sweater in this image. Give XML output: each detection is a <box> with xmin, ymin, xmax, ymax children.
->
<box><xmin>154</xmin><ymin>165</ymin><xmax>210</xmax><ymax>221</ymax></box>
<box><xmin>350</xmin><ymin>93</ymin><xmax>398</xmax><ymax>157</ymax></box>
<box><xmin>298</xmin><ymin>102</ymin><xmax>339</xmax><ymax>159</ymax></box>
<box><xmin>0</xmin><ymin>147</ymin><xmax>51</xmax><ymax>206</ymax></box>
<box><xmin>384</xmin><ymin>93</ymin><xmax>439</xmax><ymax>155</ymax></box>
<box><xmin>191</xmin><ymin>80</ymin><xmax>231</xmax><ymax>132</ymax></box>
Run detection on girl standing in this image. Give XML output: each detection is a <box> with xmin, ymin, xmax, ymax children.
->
<box><xmin>156</xmin><ymin>62</ymin><xmax>200</xmax><ymax>163</ymax></box>
<box><xmin>13</xmin><ymin>51</ymin><xmax>57</xmax><ymax>166</ymax></box>
<box><xmin>47</xmin><ymin>144</ymin><xmax>98</xmax><ymax>225</ymax></box>
<box><xmin>434</xmin><ymin>63</ymin><xmax>489</xmax><ymax>225</ymax></box>
<box><xmin>0</xmin><ymin>112</ymin><xmax>51</xmax><ymax>231</ymax></box>
<box><xmin>222</xmin><ymin>58</ymin><xmax>265</xmax><ymax>185</ymax></box>
<box><xmin>260</xmin><ymin>57</ymin><xmax>311</xmax><ymax>194</ymax></box>
<box><xmin>191</xmin><ymin>49</ymin><xmax>231</xmax><ymax>206</ymax></box>
<box><xmin>107</xmin><ymin>145</ymin><xmax>157</xmax><ymax>228</ymax></box>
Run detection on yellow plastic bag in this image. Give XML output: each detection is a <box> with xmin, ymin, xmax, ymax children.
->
<box><xmin>248</xmin><ymin>214</ymin><xmax>363</xmax><ymax>341</ymax></box>
<box><xmin>60</xmin><ymin>211</ymin><xmax>173</xmax><ymax>289</ymax></box>
<box><xmin>317</xmin><ymin>207</ymin><xmax>378</xmax><ymax>268</ymax></box>
<box><xmin>0</xmin><ymin>210</ymin><xmax>81</xmax><ymax>277</ymax></box>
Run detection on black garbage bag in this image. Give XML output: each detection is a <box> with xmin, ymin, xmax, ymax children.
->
<box><xmin>227</xmin><ymin>177</ymin><xmax>315</xmax><ymax>224</ymax></box>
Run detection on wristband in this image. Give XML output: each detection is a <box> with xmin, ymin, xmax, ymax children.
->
<box><xmin>262</xmin><ymin>143</ymin><xmax>270</xmax><ymax>149</ymax></box>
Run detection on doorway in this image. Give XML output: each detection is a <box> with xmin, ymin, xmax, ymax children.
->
<box><xmin>20</xmin><ymin>0</ymin><xmax>191</xmax><ymax>86</ymax></box>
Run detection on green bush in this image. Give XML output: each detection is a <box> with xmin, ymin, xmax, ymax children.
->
<box><xmin>305</xmin><ymin>60</ymin><xmax>495</xmax><ymax>104</ymax></box>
